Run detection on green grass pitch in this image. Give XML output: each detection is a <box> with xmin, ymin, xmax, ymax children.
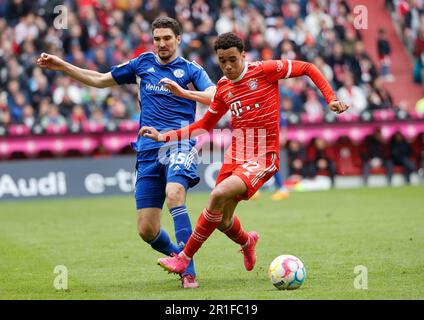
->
<box><xmin>0</xmin><ymin>186</ymin><xmax>423</xmax><ymax>300</ymax></box>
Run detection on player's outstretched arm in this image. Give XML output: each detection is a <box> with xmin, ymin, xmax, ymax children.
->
<box><xmin>292</xmin><ymin>61</ymin><xmax>349</xmax><ymax>114</ymax></box>
<box><xmin>36</xmin><ymin>53</ymin><xmax>117</xmax><ymax>88</ymax></box>
<box><xmin>267</xmin><ymin>60</ymin><xmax>350</xmax><ymax>114</ymax></box>
<box><xmin>140</xmin><ymin>106</ymin><xmax>226</xmax><ymax>143</ymax></box>
<box><xmin>159</xmin><ymin>78</ymin><xmax>216</xmax><ymax>105</ymax></box>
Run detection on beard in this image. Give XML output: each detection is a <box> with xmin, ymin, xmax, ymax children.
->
<box><xmin>158</xmin><ymin>50</ymin><xmax>174</xmax><ymax>62</ymax></box>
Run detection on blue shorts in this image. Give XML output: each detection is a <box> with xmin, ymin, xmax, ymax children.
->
<box><xmin>135</xmin><ymin>145</ymin><xmax>200</xmax><ymax>209</ymax></box>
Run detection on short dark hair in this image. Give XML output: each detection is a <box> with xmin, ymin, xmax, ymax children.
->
<box><xmin>214</xmin><ymin>32</ymin><xmax>244</xmax><ymax>52</ymax></box>
<box><xmin>152</xmin><ymin>17</ymin><xmax>181</xmax><ymax>36</ymax></box>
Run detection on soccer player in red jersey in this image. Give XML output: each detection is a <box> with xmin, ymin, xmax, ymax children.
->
<box><xmin>140</xmin><ymin>32</ymin><xmax>349</xmax><ymax>277</ymax></box>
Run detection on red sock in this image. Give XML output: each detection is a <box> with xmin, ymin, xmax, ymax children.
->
<box><xmin>221</xmin><ymin>216</ymin><xmax>249</xmax><ymax>246</ymax></box>
<box><xmin>183</xmin><ymin>208</ymin><xmax>223</xmax><ymax>258</ymax></box>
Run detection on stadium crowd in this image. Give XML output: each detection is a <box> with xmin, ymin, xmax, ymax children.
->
<box><xmin>0</xmin><ymin>0</ymin><xmax>414</xmax><ymax>128</ymax></box>
<box><xmin>385</xmin><ymin>0</ymin><xmax>424</xmax><ymax>86</ymax></box>
<box><xmin>0</xmin><ymin>0</ymin><xmax>423</xmax><ymax>179</ymax></box>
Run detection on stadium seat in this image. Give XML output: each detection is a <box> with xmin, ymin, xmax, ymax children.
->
<box><xmin>44</xmin><ymin>124</ymin><xmax>68</xmax><ymax>135</ymax></box>
<box><xmin>373</xmin><ymin>110</ymin><xmax>395</xmax><ymax>122</ymax></box>
<box><xmin>300</xmin><ymin>113</ymin><xmax>324</xmax><ymax>124</ymax></box>
<box><xmin>333</xmin><ymin>137</ymin><xmax>362</xmax><ymax>175</ymax></box>
<box><xmin>336</xmin><ymin>112</ymin><xmax>360</xmax><ymax>123</ymax></box>
<box><xmin>8</xmin><ymin>124</ymin><xmax>30</xmax><ymax>136</ymax></box>
<box><xmin>101</xmin><ymin>133</ymin><xmax>134</xmax><ymax>153</ymax></box>
<box><xmin>82</xmin><ymin>122</ymin><xmax>105</xmax><ymax>133</ymax></box>
<box><xmin>118</xmin><ymin>120</ymin><xmax>139</xmax><ymax>132</ymax></box>
<box><xmin>409</xmin><ymin>111</ymin><xmax>424</xmax><ymax>120</ymax></box>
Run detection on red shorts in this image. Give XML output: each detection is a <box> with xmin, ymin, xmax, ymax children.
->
<box><xmin>215</xmin><ymin>152</ymin><xmax>279</xmax><ymax>200</ymax></box>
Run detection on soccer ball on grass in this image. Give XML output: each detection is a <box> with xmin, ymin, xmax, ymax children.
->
<box><xmin>268</xmin><ymin>254</ymin><xmax>306</xmax><ymax>290</ymax></box>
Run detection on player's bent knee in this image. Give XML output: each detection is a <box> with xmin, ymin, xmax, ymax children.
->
<box><xmin>165</xmin><ymin>186</ymin><xmax>185</xmax><ymax>207</ymax></box>
<box><xmin>137</xmin><ymin>222</ymin><xmax>159</xmax><ymax>242</ymax></box>
<box><xmin>209</xmin><ymin>187</ymin><xmax>231</xmax><ymax>209</ymax></box>
<box><xmin>138</xmin><ymin>228</ymin><xmax>158</xmax><ymax>242</ymax></box>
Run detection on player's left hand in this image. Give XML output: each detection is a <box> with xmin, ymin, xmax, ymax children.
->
<box><xmin>159</xmin><ymin>78</ymin><xmax>186</xmax><ymax>97</ymax></box>
<box><xmin>139</xmin><ymin>126</ymin><xmax>164</xmax><ymax>142</ymax></box>
<box><xmin>329</xmin><ymin>100</ymin><xmax>349</xmax><ymax>114</ymax></box>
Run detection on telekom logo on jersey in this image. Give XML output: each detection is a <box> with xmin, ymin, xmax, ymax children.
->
<box><xmin>230</xmin><ymin>100</ymin><xmax>260</xmax><ymax>118</ymax></box>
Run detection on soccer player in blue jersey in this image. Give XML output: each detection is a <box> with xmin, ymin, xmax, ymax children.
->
<box><xmin>37</xmin><ymin>17</ymin><xmax>215</xmax><ymax>288</ymax></box>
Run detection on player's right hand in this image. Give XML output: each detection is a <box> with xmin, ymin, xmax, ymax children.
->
<box><xmin>139</xmin><ymin>126</ymin><xmax>164</xmax><ymax>142</ymax></box>
<box><xmin>329</xmin><ymin>100</ymin><xmax>349</xmax><ymax>114</ymax></box>
<box><xmin>36</xmin><ymin>53</ymin><xmax>65</xmax><ymax>71</ymax></box>
<box><xmin>159</xmin><ymin>78</ymin><xmax>186</xmax><ymax>98</ymax></box>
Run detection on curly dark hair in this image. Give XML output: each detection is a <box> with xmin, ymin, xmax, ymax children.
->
<box><xmin>214</xmin><ymin>32</ymin><xmax>244</xmax><ymax>52</ymax></box>
<box><xmin>152</xmin><ymin>17</ymin><xmax>181</xmax><ymax>36</ymax></box>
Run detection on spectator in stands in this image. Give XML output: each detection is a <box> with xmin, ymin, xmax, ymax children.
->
<box><xmin>307</xmin><ymin>137</ymin><xmax>337</xmax><ymax>187</ymax></box>
<box><xmin>326</xmin><ymin>42</ymin><xmax>352</xmax><ymax>89</ymax></box>
<box><xmin>14</xmin><ymin>12</ymin><xmax>39</xmax><ymax>45</ymax></box>
<box><xmin>367</xmin><ymin>77</ymin><xmax>394</xmax><ymax>110</ymax></box>
<box><xmin>37</xmin><ymin>97</ymin><xmax>51</xmax><ymax>120</ymax></box>
<box><xmin>277</xmin><ymin>39</ymin><xmax>298</xmax><ymax>61</ymax></box>
<box><xmin>356</xmin><ymin>55</ymin><xmax>379</xmax><ymax>86</ymax></box>
<box><xmin>404</xmin><ymin>1</ymin><xmax>424</xmax><ymax>42</ymax></box>
<box><xmin>303</xmin><ymin>88</ymin><xmax>325</xmax><ymax>117</ymax></box>
<box><xmin>287</xmin><ymin>140</ymin><xmax>309</xmax><ymax>180</ymax></box>
<box><xmin>0</xmin><ymin>92</ymin><xmax>11</xmax><ymax>127</ymax></box>
<box><xmin>88</xmin><ymin>107</ymin><xmax>109</xmax><ymax>126</ymax></box>
<box><xmin>279</xmin><ymin>81</ymin><xmax>304</xmax><ymax>114</ymax></box>
<box><xmin>40</xmin><ymin>104</ymin><xmax>67</xmax><ymax>128</ymax></box>
<box><xmin>342</xmin><ymin>27</ymin><xmax>357</xmax><ymax>57</ymax></box>
<box><xmin>53</xmin><ymin>76</ymin><xmax>83</xmax><ymax>111</ymax></box>
<box><xmin>413</xmin><ymin>25</ymin><xmax>424</xmax><ymax>84</ymax></box>
<box><xmin>264</xmin><ymin>17</ymin><xmax>285</xmax><ymax>50</ymax></box>
<box><xmin>70</xmin><ymin>104</ymin><xmax>88</xmax><ymax>126</ymax></box>
<box><xmin>390</xmin><ymin>131</ymin><xmax>416</xmax><ymax>184</ymax></box>
<box><xmin>377</xmin><ymin>28</ymin><xmax>394</xmax><ymax>81</ymax></box>
<box><xmin>313</xmin><ymin>56</ymin><xmax>334</xmax><ymax>87</ymax></box>
<box><xmin>416</xmin><ymin>96</ymin><xmax>424</xmax><ymax>114</ymax></box>
<box><xmin>29</xmin><ymin>68</ymin><xmax>51</xmax><ymax>111</ymax></box>
<box><xmin>337</xmin><ymin>72</ymin><xmax>367</xmax><ymax>115</ymax></box>
<box><xmin>350</xmin><ymin>40</ymin><xmax>378</xmax><ymax>86</ymax></box>
<box><xmin>8</xmin><ymin>92</ymin><xmax>27</xmax><ymax>123</ymax></box>
<box><xmin>58</xmin><ymin>94</ymin><xmax>75</xmax><ymax>119</ymax></box>
<box><xmin>360</xmin><ymin>128</ymin><xmax>393</xmax><ymax>186</ymax></box>
<box><xmin>304</xmin><ymin>2</ymin><xmax>333</xmax><ymax>38</ymax></box>
<box><xmin>415</xmin><ymin>133</ymin><xmax>424</xmax><ymax>177</ymax></box>
<box><xmin>21</xmin><ymin>104</ymin><xmax>36</xmax><ymax>128</ymax></box>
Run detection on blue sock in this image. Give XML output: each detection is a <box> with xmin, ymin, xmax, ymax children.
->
<box><xmin>274</xmin><ymin>172</ymin><xmax>283</xmax><ymax>189</ymax></box>
<box><xmin>170</xmin><ymin>205</ymin><xmax>196</xmax><ymax>276</ymax></box>
<box><xmin>147</xmin><ymin>228</ymin><xmax>179</xmax><ymax>256</ymax></box>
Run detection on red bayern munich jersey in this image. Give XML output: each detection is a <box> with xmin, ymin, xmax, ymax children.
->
<box><xmin>165</xmin><ymin>59</ymin><xmax>337</xmax><ymax>161</ymax></box>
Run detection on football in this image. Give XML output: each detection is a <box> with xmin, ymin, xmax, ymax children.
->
<box><xmin>268</xmin><ymin>255</ymin><xmax>306</xmax><ymax>290</ymax></box>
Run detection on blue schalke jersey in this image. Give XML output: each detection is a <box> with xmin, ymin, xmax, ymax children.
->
<box><xmin>111</xmin><ymin>52</ymin><xmax>214</xmax><ymax>151</ymax></box>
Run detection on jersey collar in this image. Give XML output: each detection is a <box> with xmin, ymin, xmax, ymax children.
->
<box><xmin>231</xmin><ymin>62</ymin><xmax>248</xmax><ymax>83</ymax></box>
<box><xmin>154</xmin><ymin>55</ymin><xmax>180</xmax><ymax>65</ymax></box>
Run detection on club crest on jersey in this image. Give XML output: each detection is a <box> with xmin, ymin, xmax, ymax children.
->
<box><xmin>248</xmin><ymin>79</ymin><xmax>258</xmax><ymax>90</ymax></box>
<box><xmin>173</xmin><ymin>69</ymin><xmax>185</xmax><ymax>78</ymax></box>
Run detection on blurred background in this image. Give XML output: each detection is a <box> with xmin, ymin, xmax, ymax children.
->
<box><xmin>0</xmin><ymin>0</ymin><xmax>424</xmax><ymax>199</ymax></box>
